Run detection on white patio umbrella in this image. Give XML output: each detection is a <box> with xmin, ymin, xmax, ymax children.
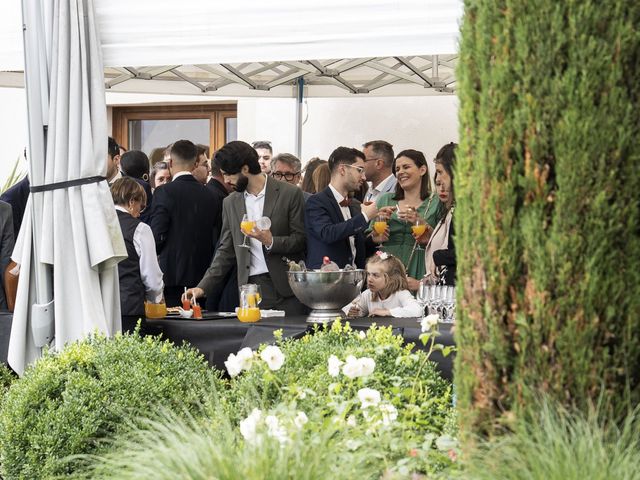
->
<box><xmin>8</xmin><ymin>0</ymin><xmax>127</xmax><ymax>375</ymax></box>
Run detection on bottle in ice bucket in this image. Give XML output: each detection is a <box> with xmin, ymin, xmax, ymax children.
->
<box><xmin>238</xmin><ymin>284</ymin><xmax>261</xmax><ymax>323</ymax></box>
<box><xmin>320</xmin><ymin>256</ymin><xmax>340</xmax><ymax>272</ymax></box>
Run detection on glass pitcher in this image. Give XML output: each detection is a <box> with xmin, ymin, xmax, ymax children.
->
<box><xmin>237</xmin><ymin>284</ymin><xmax>262</xmax><ymax>323</ymax></box>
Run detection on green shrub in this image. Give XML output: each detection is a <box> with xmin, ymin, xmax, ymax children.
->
<box><xmin>0</xmin><ymin>330</ymin><xmax>223</xmax><ymax>479</ymax></box>
<box><xmin>462</xmin><ymin>401</ymin><xmax>640</xmax><ymax>480</ymax></box>
<box><xmin>222</xmin><ymin>320</ymin><xmax>457</xmax><ymax>476</ymax></box>
<box><xmin>0</xmin><ymin>363</ymin><xmax>16</xmax><ymax>400</ymax></box>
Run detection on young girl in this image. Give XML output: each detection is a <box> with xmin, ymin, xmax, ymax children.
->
<box><xmin>343</xmin><ymin>252</ymin><xmax>423</xmax><ymax>318</ymax></box>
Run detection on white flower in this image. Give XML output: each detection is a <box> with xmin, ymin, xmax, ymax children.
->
<box><xmin>236</xmin><ymin>347</ymin><xmax>255</xmax><ymax>370</ymax></box>
<box><xmin>294</xmin><ymin>411</ymin><xmax>308</xmax><ymax>429</ymax></box>
<box><xmin>379</xmin><ymin>403</ymin><xmax>398</xmax><ymax>425</ymax></box>
<box><xmin>328</xmin><ymin>355</ymin><xmax>343</xmax><ymax>377</ymax></box>
<box><xmin>421</xmin><ymin>314</ymin><xmax>440</xmax><ymax>332</ymax></box>
<box><xmin>342</xmin><ymin>355</ymin><xmax>375</xmax><ymax>379</ymax></box>
<box><xmin>224</xmin><ymin>353</ymin><xmax>243</xmax><ymax>377</ymax></box>
<box><xmin>342</xmin><ymin>355</ymin><xmax>363</xmax><ymax>379</ymax></box>
<box><xmin>260</xmin><ymin>345</ymin><xmax>285</xmax><ymax>371</ymax></box>
<box><xmin>346</xmin><ymin>415</ymin><xmax>357</xmax><ymax>427</ymax></box>
<box><xmin>358</xmin><ymin>331</ymin><xmax>367</xmax><ymax>340</ymax></box>
<box><xmin>359</xmin><ymin>357</ymin><xmax>375</xmax><ymax>377</ymax></box>
<box><xmin>297</xmin><ymin>390</ymin><xmax>307</xmax><ymax>400</ymax></box>
<box><xmin>265</xmin><ymin>414</ymin><xmax>288</xmax><ymax>444</ymax></box>
<box><xmin>358</xmin><ymin>388</ymin><xmax>381</xmax><ymax>409</ymax></box>
<box><xmin>239</xmin><ymin>408</ymin><xmax>262</xmax><ymax>442</ymax></box>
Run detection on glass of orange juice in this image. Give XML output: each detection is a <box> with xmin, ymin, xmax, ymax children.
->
<box><xmin>238</xmin><ymin>213</ymin><xmax>255</xmax><ymax>249</ymax></box>
<box><xmin>373</xmin><ymin>214</ymin><xmax>388</xmax><ymax>252</ymax></box>
<box><xmin>412</xmin><ymin>216</ymin><xmax>428</xmax><ymax>250</ymax></box>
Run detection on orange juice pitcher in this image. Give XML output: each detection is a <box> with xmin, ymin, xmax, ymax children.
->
<box><xmin>238</xmin><ymin>284</ymin><xmax>261</xmax><ymax>323</ymax></box>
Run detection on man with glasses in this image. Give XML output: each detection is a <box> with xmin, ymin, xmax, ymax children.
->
<box><xmin>252</xmin><ymin>141</ymin><xmax>273</xmax><ymax>174</ymax></box>
<box><xmin>270</xmin><ymin>153</ymin><xmax>312</xmax><ymax>202</ymax></box>
<box><xmin>305</xmin><ymin>147</ymin><xmax>392</xmax><ymax>269</ymax></box>
<box><xmin>362</xmin><ymin>140</ymin><xmax>397</xmax><ymax>204</ymax></box>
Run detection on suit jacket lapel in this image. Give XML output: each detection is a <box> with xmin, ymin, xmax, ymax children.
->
<box><xmin>232</xmin><ymin>191</ymin><xmax>246</xmax><ymax>223</ymax></box>
<box><xmin>323</xmin><ymin>186</ymin><xmax>344</xmax><ymax>222</ymax></box>
<box><xmin>262</xmin><ymin>176</ymin><xmax>280</xmax><ymax>219</ymax></box>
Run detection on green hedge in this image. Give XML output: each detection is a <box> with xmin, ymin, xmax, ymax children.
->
<box><xmin>455</xmin><ymin>0</ymin><xmax>640</xmax><ymax>437</ymax></box>
<box><xmin>0</xmin><ymin>331</ymin><xmax>222</xmax><ymax>479</ymax></box>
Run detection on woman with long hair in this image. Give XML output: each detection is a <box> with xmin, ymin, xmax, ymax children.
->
<box><xmin>424</xmin><ymin>143</ymin><xmax>456</xmax><ymax>285</ymax></box>
<box><xmin>370</xmin><ymin>149</ymin><xmax>441</xmax><ymax>289</ymax></box>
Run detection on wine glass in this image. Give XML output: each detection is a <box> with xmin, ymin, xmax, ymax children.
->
<box><xmin>416</xmin><ymin>280</ymin><xmax>429</xmax><ymax>318</ymax></box>
<box><xmin>372</xmin><ymin>214</ymin><xmax>388</xmax><ymax>251</ymax></box>
<box><xmin>411</xmin><ymin>216</ymin><xmax>428</xmax><ymax>250</ymax></box>
<box><xmin>238</xmin><ymin>213</ymin><xmax>255</xmax><ymax>248</ymax></box>
<box><xmin>442</xmin><ymin>286</ymin><xmax>456</xmax><ymax>323</ymax></box>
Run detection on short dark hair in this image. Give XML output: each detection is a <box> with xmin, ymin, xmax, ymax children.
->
<box><xmin>327</xmin><ymin>147</ymin><xmax>365</xmax><ymax>172</ymax></box>
<box><xmin>216</xmin><ymin>141</ymin><xmax>261</xmax><ymax>175</ymax></box>
<box><xmin>392</xmin><ymin>149</ymin><xmax>431</xmax><ymax>201</ymax></box>
<box><xmin>363</xmin><ymin>140</ymin><xmax>394</xmax><ymax>167</ymax></box>
<box><xmin>252</xmin><ymin>141</ymin><xmax>272</xmax><ymax>153</ymax></box>
<box><xmin>120</xmin><ymin>150</ymin><xmax>150</xmax><ymax>180</ymax></box>
<box><xmin>170</xmin><ymin>140</ymin><xmax>197</xmax><ymax>166</ymax></box>
<box><xmin>210</xmin><ymin>149</ymin><xmax>222</xmax><ymax>176</ymax></box>
<box><xmin>108</xmin><ymin>137</ymin><xmax>119</xmax><ymax>158</ymax></box>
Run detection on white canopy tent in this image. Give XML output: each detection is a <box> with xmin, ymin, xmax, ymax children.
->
<box><xmin>0</xmin><ymin>0</ymin><xmax>461</xmax><ymax>97</ymax></box>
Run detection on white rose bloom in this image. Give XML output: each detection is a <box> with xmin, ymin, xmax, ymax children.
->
<box><xmin>358</xmin><ymin>357</ymin><xmax>376</xmax><ymax>377</ymax></box>
<box><xmin>328</xmin><ymin>355</ymin><xmax>343</xmax><ymax>377</ymax></box>
<box><xmin>260</xmin><ymin>345</ymin><xmax>285</xmax><ymax>371</ymax></box>
<box><xmin>224</xmin><ymin>353</ymin><xmax>243</xmax><ymax>377</ymax></box>
<box><xmin>236</xmin><ymin>347</ymin><xmax>255</xmax><ymax>371</ymax></box>
<box><xmin>342</xmin><ymin>355</ymin><xmax>363</xmax><ymax>379</ymax></box>
<box><xmin>421</xmin><ymin>314</ymin><xmax>440</xmax><ymax>332</ymax></box>
<box><xmin>358</xmin><ymin>331</ymin><xmax>367</xmax><ymax>339</ymax></box>
<box><xmin>379</xmin><ymin>403</ymin><xmax>398</xmax><ymax>425</ymax></box>
<box><xmin>239</xmin><ymin>408</ymin><xmax>262</xmax><ymax>442</ymax></box>
<box><xmin>358</xmin><ymin>388</ymin><xmax>381</xmax><ymax>409</ymax></box>
<box><xmin>294</xmin><ymin>411</ymin><xmax>308</xmax><ymax>429</ymax></box>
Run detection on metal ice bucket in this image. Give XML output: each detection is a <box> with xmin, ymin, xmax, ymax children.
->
<box><xmin>287</xmin><ymin>269</ymin><xmax>366</xmax><ymax>323</ymax></box>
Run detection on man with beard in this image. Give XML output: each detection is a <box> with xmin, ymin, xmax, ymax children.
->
<box><xmin>305</xmin><ymin>147</ymin><xmax>391</xmax><ymax>269</ymax></box>
<box><xmin>185</xmin><ymin>141</ymin><xmax>306</xmax><ymax>315</ymax></box>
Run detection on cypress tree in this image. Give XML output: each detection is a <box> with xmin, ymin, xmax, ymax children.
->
<box><xmin>455</xmin><ymin>0</ymin><xmax>640</xmax><ymax>436</ymax></box>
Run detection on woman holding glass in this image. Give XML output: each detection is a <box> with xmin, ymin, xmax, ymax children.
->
<box><xmin>424</xmin><ymin>143</ymin><xmax>457</xmax><ymax>286</ymax></box>
<box><xmin>370</xmin><ymin>150</ymin><xmax>442</xmax><ymax>289</ymax></box>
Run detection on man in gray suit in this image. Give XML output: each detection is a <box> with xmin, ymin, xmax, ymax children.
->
<box><xmin>186</xmin><ymin>141</ymin><xmax>307</xmax><ymax>315</ymax></box>
<box><xmin>362</xmin><ymin>140</ymin><xmax>397</xmax><ymax>204</ymax></box>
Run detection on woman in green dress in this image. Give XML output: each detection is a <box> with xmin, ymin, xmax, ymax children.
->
<box><xmin>370</xmin><ymin>149</ymin><xmax>442</xmax><ymax>290</ymax></box>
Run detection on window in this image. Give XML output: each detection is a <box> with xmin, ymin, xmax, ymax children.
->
<box><xmin>111</xmin><ymin>104</ymin><xmax>237</xmax><ymax>155</ymax></box>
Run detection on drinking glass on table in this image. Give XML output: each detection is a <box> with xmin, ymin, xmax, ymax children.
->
<box><xmin>238</xmin><ymin>213</ymin><xmax>255</xmax><ymax>248</ymax></box>
<box><xmin>372</xmin><ymin>214</ymin><xmax>388</xmax><ymax>251</ymax></box>
<box><xmin>442</xmin><ymin>286</ymin><xmax>456</xmax><ymax>323</ymax></box>
<box><xmin>416</xmin><ymin>280</ymin><xmax>429</xmax><ymax>318</ymax></box>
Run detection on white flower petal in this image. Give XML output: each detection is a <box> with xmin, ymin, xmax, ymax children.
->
<box><xmin>328</xmin><ymin>355</ymin><xmax>343</xmax><ymax>377</ymax></box>
<box><xmin>260</xmin><ymin>345</ymin><xmax>285</xmax><ymax>371</ymax></box>
<box><xmin>358</xmin><ymin>388</ymin><xmax>381</xmax><ymax>408</ymax></box>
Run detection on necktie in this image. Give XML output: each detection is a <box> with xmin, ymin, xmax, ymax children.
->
<box><xmin>339</xmin><ymin>198</ymin><xmax>351</xmax><ymax>207</ymax></box>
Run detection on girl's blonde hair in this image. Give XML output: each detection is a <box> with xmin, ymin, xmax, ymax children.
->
<box><xmin>366</xmin><ymin>254</ymin><xmax>408</xmax><ymax>300</ymax></box>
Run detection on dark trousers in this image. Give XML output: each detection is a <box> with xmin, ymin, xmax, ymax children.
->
<box><xmin>248</xmin><ymin>273</ymin><xmax>308</xmax><ymax>316</ymax></box>
<box><xmin>163</xmin><ymin>286</ymin><xmax>185</xmax><ymax>309</ymax></box>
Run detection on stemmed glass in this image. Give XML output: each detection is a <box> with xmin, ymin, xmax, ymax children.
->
<box><xmin>416</xmin><ymin>280</ymin><xmax>429</xmax><ymax>318</ymax></box>
<box><xmin>411</xmin><ymin>216</ymin><xmax>428</xmax><ymax>251</ymax></box>
<box><xmin>238</xmin><ymin>213</ymin><xmax>255</xmax><ymax>248</ymax></box>
<box><xmin>442</xmin><ymin>286</ymin><xmax>456</xmax><ymax>323</ymax></box>
<box><xmin>372</xmin><ymin>214</ymin><xmax>388</xmax><ymax>252</ymax></box>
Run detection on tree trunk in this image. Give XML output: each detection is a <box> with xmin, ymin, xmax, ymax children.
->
<box><xmin>455</xmin><ymin>0</ymin><xmax>640</xmax><ymax>437</ymax></box>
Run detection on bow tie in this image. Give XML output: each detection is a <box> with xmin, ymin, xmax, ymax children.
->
<box><xmin>339</xmin><ymin>198</ymin><xmax>351</xmax><ymax>207</ymax></box>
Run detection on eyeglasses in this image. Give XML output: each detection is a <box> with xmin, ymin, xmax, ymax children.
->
<box><xmin>272</xmin><ymin>171</ymin><xmax>300</xmax><ymax>181</ymax></box>
<box><xmin>342</xmin><ymin>164</ymin><xmax>365</xmax><ymax>175</ymax></box>
<box><xmin>364</xmin><ymin>157</ymin><xmax>380</xmax><ymax>162</ymax></box>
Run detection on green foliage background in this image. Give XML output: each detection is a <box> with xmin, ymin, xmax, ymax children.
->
<box><xmin>455</xmin><ymin>0</ymin><xmax>640</xmax><ymax>436</ymax></box>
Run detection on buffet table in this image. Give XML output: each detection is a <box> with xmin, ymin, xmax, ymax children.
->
<box><xmin>145</xmin><ymin>314</ymin><xmax>455</xmax><ymax>381</ymax></box>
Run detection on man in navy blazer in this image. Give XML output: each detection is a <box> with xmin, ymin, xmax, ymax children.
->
<box><xmin>305</xmin><ymin>147</ymin><xmax>392</xmax><ymax>269</ymax></box>
<box><xmin>150</xmin><ymin>140</ymin><xmax>221</xmax><ymax>306</ymax></box>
